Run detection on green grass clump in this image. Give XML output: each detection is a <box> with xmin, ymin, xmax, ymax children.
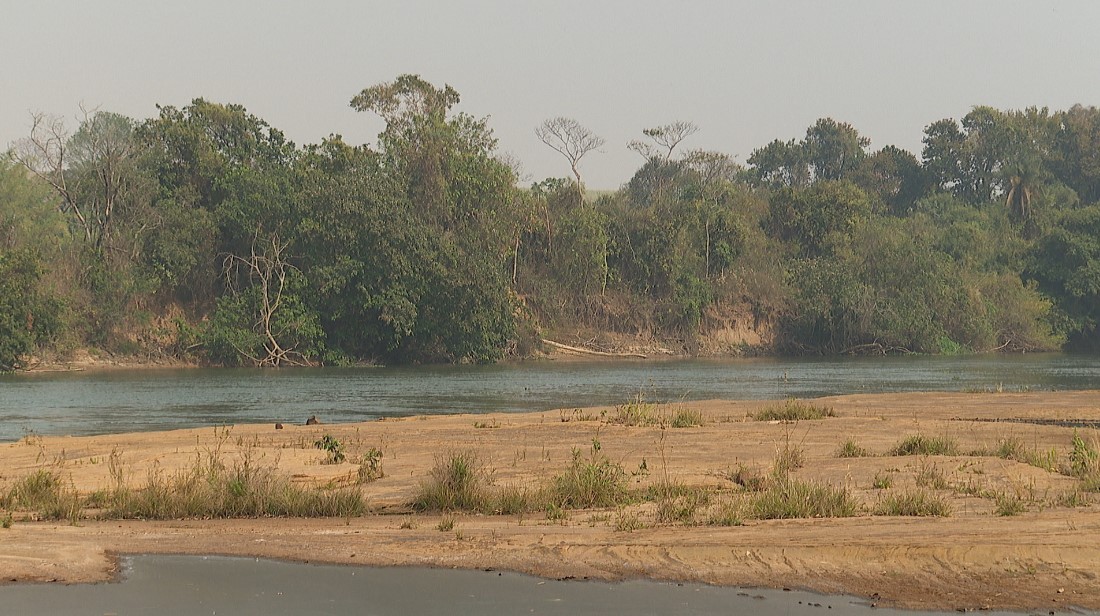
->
<box><xmin>650</xmin><ymin>482</ymin><xmax>711</xmax><ymax>525</ymax></box>
<box><xmin>836</xmin><ymin>439</ymin><xmax>870</xmax><ymax>458</ymax></box>
<box><xmin>547</xmin><ymin>442</ymin><xmax>629</xmax><ymax>509</ymax></box>
<box><xmin>753</xmin><ymin>399</ymin><xmax>836</xmax><ymax>422</ymax></box>
<box><xmin>873</xmin><ymin>489</ymin><xmax>952</xmax><ymax>517</ymax></box>
<box><xmin>705</xmin><ymin>497</ymin><xmax>745</xmax><ymax>526</ymax></box>
<box><xmin>2</xmin><ymin>469</ymin><xmax>82</xmax><ymax>523</ymax></box>
<box><xmin>889</xmin><ymin>435</ymin><xmax>959</xmax><ymax>457</ymax></box>
<box><xmin>750</xmin><ymin>479</ymin><xmax>858</xmax><ymax>519</ymax></box>
<box><xmin>607</xmin><ymin>395</ymin><xmax>661</xmax><ymax>426</ymax></box>
<box><xmin>106</xmin><ymin>456</ymin><xmax>366</xmax><ymax>519</ymax></box>
<box><xmin>993</xmin><ymin>491</ymin><xmax>1027</xmax><ymax>516</ymax></box>
<box><xmin>412</xmin><ymin>450</ymin><xmax>494</xmax><ymax>512</ymax></box>
<box><xmin>872</xmin><ymin>472</ymin><xmax>894</xmax><ymax>489</ymax></box>
<box><xmin>668</xmin><ymin>407</ymin><xmax>706</xmax><ymax>428</ymax></box>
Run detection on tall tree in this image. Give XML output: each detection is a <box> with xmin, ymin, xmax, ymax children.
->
<box><xmin>535</xmin><ymin>117</ymin><xmax>604</xmax><ymax>186</ymax></box>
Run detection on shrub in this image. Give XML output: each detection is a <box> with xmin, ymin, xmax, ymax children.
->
<box><xmin>357</xmin><ymin>447</ymin><xmax>384</xmax><ymax>483</ymax></box>
<box><xmin>314</xmin><ymin>435</ymin><xmax>346</xmax><ymax>464</ymax></box>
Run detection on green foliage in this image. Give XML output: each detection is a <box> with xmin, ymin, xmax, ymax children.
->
<box><xmin>357</xmin><ymin>448</ymin><xmax>385</xmax><ymax>483</ymax></box>
<box><xmin>0</xmin><ymin>250</ymin><xmax>62</xmax><ymax>371</ymax></box>
<box><xmin>313</xmin><ymin>435</ymin><xmax>346</xmax><ymax>464</ymax></box>
<box><xmin>9</xmin><ymin>91</ymin><xmax>1100</xmax><ymax>364</ymax></box>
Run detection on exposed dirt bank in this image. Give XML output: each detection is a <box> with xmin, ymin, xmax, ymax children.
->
<box><xmin>2</xmin><ymin>391</ymin><xmax>1099</xmax><ymax>612</ymax></box>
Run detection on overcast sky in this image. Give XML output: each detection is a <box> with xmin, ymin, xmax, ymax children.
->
<box><xmin>4</xmin><ymin>1</ymin><xmax>1100</xmax><ymax>189</ymax></box>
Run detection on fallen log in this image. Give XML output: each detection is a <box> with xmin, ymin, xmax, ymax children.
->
<box><xmin>541</xmin><ymin>339</ymin><xmax>647</xmax><ymax>359</ymax></box>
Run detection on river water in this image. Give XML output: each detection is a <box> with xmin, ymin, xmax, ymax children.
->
<box><xmin>0</xmin><ymin>555</ymin><xmax>1037</xmax><ymax>616</ymax></box>
<box><xmin>1</xmin><ymin>354</ymin><xmax>1098</xmax><ymax>442</ymax></box>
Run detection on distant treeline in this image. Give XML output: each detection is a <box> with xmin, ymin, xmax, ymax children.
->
<box><xmin>2</xmin><ymin>74</ymin><xmax>1099</xmax><ymax>370</ymax></box>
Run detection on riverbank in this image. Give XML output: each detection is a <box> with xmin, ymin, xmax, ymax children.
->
<box><xmin>2</xmin><ymin>391</ymin><xmax>1100</xmax><ymax>612</ymax></box>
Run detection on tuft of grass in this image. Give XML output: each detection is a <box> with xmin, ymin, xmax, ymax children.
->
<box><xmin>873</xmin><ymin>489</ymin><xmax>952</xmax><ymax>517</ymax></box>
<box><xmin>613</xmin><ymin>508</ymin><xmax>643</xmax><ymax>532</ymax></box>
<box><xmin>753</xmin><ymin>399</ymin><xmax>836</xmax><ymax>422</ymax></box>
<box><xmin>915</xmin><ymin>459</ymin><xmax>949</xmax><ymax>489</ymax></box>
<box><xmin>650</xmin><ymin>482</ymin><xmax>711</xmax><ymax>525</ymax></box>
<box><xmin>836</xmin><ymin>439</ymin><xmax>870</xmax><ymax>458</ymax></box>
<box><xmin>607</xmin><ymin>395</ymin><xmax>661</xmax><ymax>426</ymax></box>
<box><xmin>2</xmin><ymin>469</ymin><xmax>82</xmax><ymax>524</ymax></box>
<box><xmin>412</xmin><ymin>451</ymin><xmax>494</xmax><ymax>513</ymax></box>
<box><xmin>547</xmin><ymin>442</ymin><xmax>629</xmax><ymax>509</ymax></box>
<box><xmin>993</xmin><ymin>491</ymin><xmax>1027</xmax><ymax>516</ymax></box>
<box><xmin>105</xmin><ymin>454</ymin><xmax>367</xmax><ymax>519</ymax></box>
<box><xmin>705</xmin><ymin>497</ymin><xmax>745</xmax><ymax>526</ymax></box>
<box><xmin>872</xmin><ymin>472</ymin><xmax>894</xmax><ymax>490</ymax></box>
<box><xmin>728</xmin><ymin>463</ymin><xmax>770</xmax><ymax>492</ymax></box>
<box><xmin>1066</xmin><ymin>431</ymin><xmax>1099</xmax><ymax>478</ymax></box>
<box><xmin>668</xmin><ymin>407</ymin><xmax>706</xmax><ymax>428</ymax></box>
<box><xmin>889</xmin><ymin>435</ymin><xmax>959</xmax><ymax>457</ymax></box>
<box><xmin>750</xmin><ymin>479</ymin><xmax>858</xmax><ymax>519</ymax></box>
<box><xmin>494</xmin><ymin>484</ymin><xmax>538</xmax><ymax>515</ymax></box>
<box><xmin>437</xmin><ymin>514</ymin><xmax>456</xmax><ymax>531</ymax></box>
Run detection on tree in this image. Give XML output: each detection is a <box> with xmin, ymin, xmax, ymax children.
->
<box><xmin>747</xmin><ymin>138</ymin><xmax>810</xmax><ymax>188</ymax></box>
<box><xmin>0</xmin><ymin>250</ymin><xmax>61</xmax><ymax>371</ymax></box>
<box><xmin>535</xmin><ymin>117</ymin><xmax>604</xmax><ymax>186</ymax></box>
<box><xmin>12</xmin><ymin>109</ymin><xmax>149</xmax><ymax>255</ymax></box>
<box><xmin>628</xmin><ymin>121</ymin><xmax>698</xmax><ymax>161</ymax></box>
<box><xmin>802</xmin><ymin>118</ymin><xmax>869</xmax><ymax>182</ymax></box>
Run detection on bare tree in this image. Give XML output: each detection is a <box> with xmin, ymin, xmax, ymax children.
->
<box><xmin>222</xmin><ymin>233</ymin><xmax>315</xmax><ymax>367</ymax></box>
<box><xmin>535</xmin><ymin>117</ymin><xmax>604</xmax><ymax>185</ymax></box>
<box><xmin>628</xmin><ymin>121</ymin><xmax>699</xmax><ymax>161</ymax></box>
<box><xmin>11</xmin><ymin>107</ymin><xmax>142</xmax><ymax>253</ymax></box>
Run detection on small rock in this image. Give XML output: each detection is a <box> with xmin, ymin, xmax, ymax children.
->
<box><xmin>274</xmin><ymin>423</ymin><xmax>283</xmax><ymax>430</ymax></box>
<box><xmin>305</xmin><ymin>415</ymin><xmax>320</xmax><ymax>425</ymax></box>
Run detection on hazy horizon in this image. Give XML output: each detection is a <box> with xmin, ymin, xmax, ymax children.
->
<box><xmin>4</xmin><ymin>1</ymin><xmax>1100</xmax><ymax>189</ymax></box>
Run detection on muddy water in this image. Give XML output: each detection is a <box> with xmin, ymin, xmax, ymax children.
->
<box><xmin>0</xmin><ymin>555</ymin><xmax>1047</xmax><ymax>616</ymax></box>
<box><xmin>2</xmin><ymin>354</ymin><xmax>1098</xmax><ymax>441</ymax></box>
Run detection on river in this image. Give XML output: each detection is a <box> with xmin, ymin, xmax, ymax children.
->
<box><xmin>1</xmin><ymin>353</ymin><xmax>1098</xmax><ymax>442</ymax></box>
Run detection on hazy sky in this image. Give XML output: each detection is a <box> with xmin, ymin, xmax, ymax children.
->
<box><xmin>4</xmin><ymin>1</ymin><xmax>1100</xmax><ymax>189</ymax></box>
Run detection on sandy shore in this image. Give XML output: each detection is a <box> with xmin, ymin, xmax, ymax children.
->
<box><xmin>2</xmin><ymin>391</ymin><xmax>1099</xmax><ymax>612</ymax></box>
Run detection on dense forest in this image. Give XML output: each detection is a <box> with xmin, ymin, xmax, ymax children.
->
<box><xmin>2</xmin><ymin>74</ymin><xmax>1100</xmax><ymax>370</ymax></box>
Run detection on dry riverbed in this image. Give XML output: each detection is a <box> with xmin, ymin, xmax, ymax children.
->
<box><xmin>2</xmin><ymin>391</ymin><xmax>1100</xmax><ymax>612</ymax></box>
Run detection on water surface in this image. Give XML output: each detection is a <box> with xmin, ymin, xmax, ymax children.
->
<box><xmin>1</xmin><ymin>354</ymin><xmax>1097</xmax><ymax>441</ymax></box>
<box><xmin>0</xmin><ymin>555</ymin><xmax>1043</xmax><ymax>616</ymax></box>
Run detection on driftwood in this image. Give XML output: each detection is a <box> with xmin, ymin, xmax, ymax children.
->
<box><xmin>541</xmin><ymin>339</ymin><xmax>647</xmax><ymax>359</ymax></box>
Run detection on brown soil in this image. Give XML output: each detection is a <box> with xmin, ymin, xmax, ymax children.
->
<box><xmin>2</xmin><ymin>391</ymin><xmax>1100</xmax><ymax>612</ymax></box>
